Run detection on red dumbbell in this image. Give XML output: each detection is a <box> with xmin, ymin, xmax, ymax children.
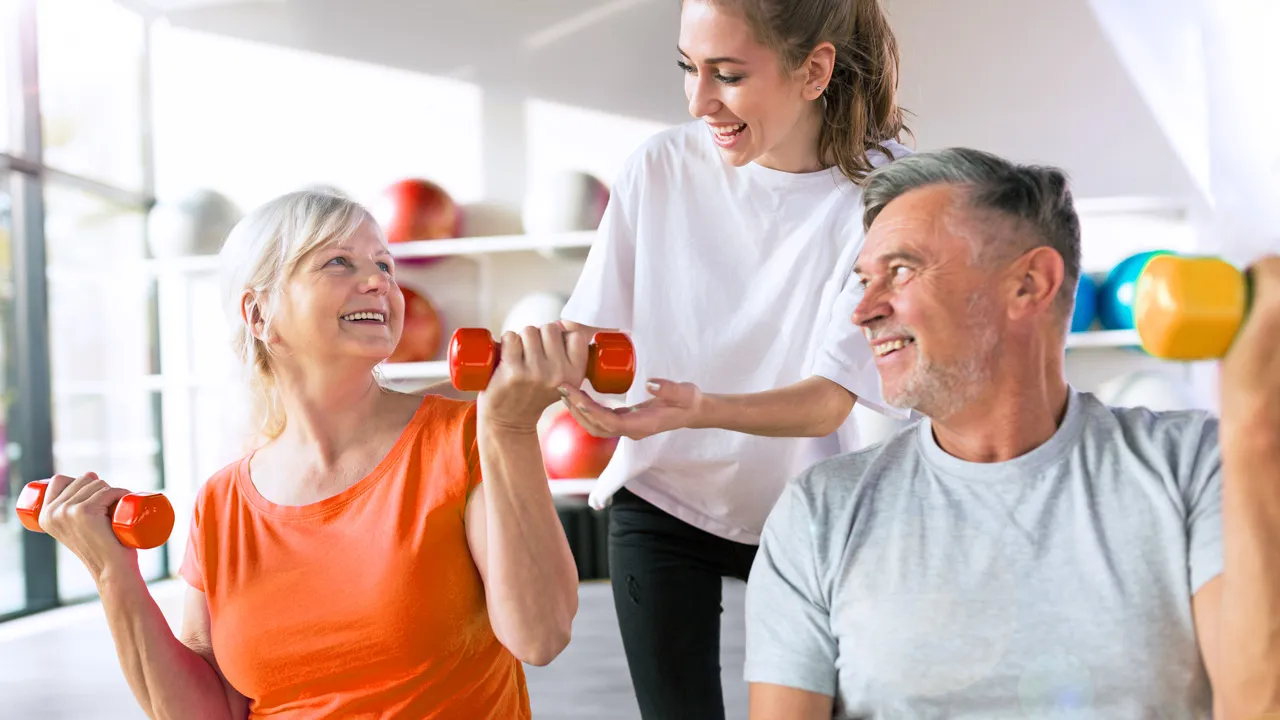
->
<box><xmin>15</xmin><ymin>480</ymin><xmax>175</xmax><ymax>550</ymax></box>
<box><xmin>449</xmin><ymin>327</ymin><xmax>636</xmax><ymax>394</ymax></box>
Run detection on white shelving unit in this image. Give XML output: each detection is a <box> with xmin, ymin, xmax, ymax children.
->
<box><xmin>1065</xmin><ymin>329</ymin><xmax>1142</xmax><ymax>349</ymax></box>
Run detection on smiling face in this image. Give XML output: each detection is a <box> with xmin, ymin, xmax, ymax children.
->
<box><xmin>263</xmin><ymin>219</ymin><xmax>405</xmax><ymax>366</ymax></box>
<box><xmin>678</xmin><ymin>0</ymin><xmax>824</xmax><ymax>171</ymax></box>
<box><xmin>852</xmin><ymin>184</ymin><xmax>1007</xmax><ymax>418</ymax></box>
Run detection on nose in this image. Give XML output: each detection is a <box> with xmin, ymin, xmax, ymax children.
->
<box><xmin>852</xmin><ymin>281</ymin><xmax>891</xmax><ymax>329</ymax></box>
<box><xmin>360</xmin><ymin>265</ymin><xmax>391</xmax><ymax>294</ymax></box>
<box><xmin>687</xmin><ymin>73</ymin><xmax>720</xmax><ymax>120</ymax></box>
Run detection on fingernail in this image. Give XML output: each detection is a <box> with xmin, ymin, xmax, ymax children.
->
<box><xmin>646</xmin><ymin>381</ymin><xmax>660</xmax><ymax>393</ymax></box>
<box><xmin>558</xmin><ymin>386</ymin><xmax>568</xmax><ymax>397</ymax></box>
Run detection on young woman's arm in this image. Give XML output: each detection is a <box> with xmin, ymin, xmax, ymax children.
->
<box><xmin>561</xmin><ymin>375</ymin><xmax>854</xmax><ymax>440</ymax></box>
<box><xmin>37</xmin><ymin>474</ymin><xmax>249</xmax><ymax>719</ymax></box>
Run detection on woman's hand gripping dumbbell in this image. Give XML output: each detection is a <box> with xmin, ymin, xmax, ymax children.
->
<box><xmin>448</xmin><ymin>326</ymin><xmax>636</xmax><ymax>394</ymax></box>
<box><xmin>16</xmin><ymin>474</ymin><xmax>175</xmax><ymax>551</ymax></box>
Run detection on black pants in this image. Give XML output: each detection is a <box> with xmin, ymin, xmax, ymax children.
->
<box><xmin>608</xmin><ymin>487</ymin><xmax>759</xmax><ymax>720</ymax></box>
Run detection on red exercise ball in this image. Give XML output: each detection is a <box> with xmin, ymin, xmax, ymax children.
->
<box><xmin>540</xmin><ymin>410</ymin><xmax>619</xmax><ymax>480</ymax></box>
<box><xmin>388</xmin><ymin>285</ymin><xmax>443</xmax><ymax>363</ymax></box>
<box><xmin>374</xmin><ymin>178</ymin><xmax>461</xmax><ymax>246</ymax></box>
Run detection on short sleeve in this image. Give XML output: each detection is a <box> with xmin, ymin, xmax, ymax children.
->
<box><xmin>178</xmin><ymin>492</ymin><xmax>206</xmax><ymax>593</ymax></box>
<box><xmin>811</xmin><ymin>278</ymin><xmax>910</xmax><ymax>420</ymax></box>
<box><xmin>744</xmin><ymin>479</ymin><xmax>838</xmax><ymax>696</ymax></box>
<box><xmin>1181</xmin><ymin>416</ymin><xmax>1223</xmax><ymax>594</ymax></box>
<box><xmin>559</xmin><ymin>154</ymin><xmax>639</xmax><ymax>332</ymax></box>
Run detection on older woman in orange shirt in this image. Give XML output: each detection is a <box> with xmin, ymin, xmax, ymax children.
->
<box><xmin>35</xmin><ymin>189</ymin><xmax>581</xmax><ymax>718</ymax></box>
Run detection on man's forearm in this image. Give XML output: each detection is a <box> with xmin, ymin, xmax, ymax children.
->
<box><xmin>1220</xmin><ymin>427</ymin><xmax>1280</xmax><ymax>718</ymax></box>
<box><xmin>695</xmin><ymin>376</ymin><xmax>854</xmax><ymax>438</ymax></box>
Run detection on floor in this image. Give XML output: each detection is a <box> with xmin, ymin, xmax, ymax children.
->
<box><xmin>0</xmin><ymin>578</ymin><xmax>749</xmax><ymax>719</ymax></box>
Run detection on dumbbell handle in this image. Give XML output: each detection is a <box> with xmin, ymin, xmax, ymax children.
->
<box><xmin>448</xmin><ymin>327</ymin><xmax>636</xmax><ymax>394</ymax></box>
<box><xmin>15</xmin><ymin>480</ymin><xmax>175</xmax><ymax>550</ymax></box>
<box><xmin>1135</xmin><ymin>255</ymin><xmax>1250</xmax><ymax>360</ymax></box>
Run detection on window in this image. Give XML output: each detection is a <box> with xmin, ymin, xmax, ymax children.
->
<box><xmin>0</xmin><ymin>174</ymin><xmax>22</xmax><ymax>615</ymax></box>
<box><xmin>43</xmin><ymin>184</ymin><xmax>161</xmax><ymax>601</ymax></box>
<box><xmin>36</xmin><ymin>0</ymin><xmax>147</xmax><ymax>190</ymax></box>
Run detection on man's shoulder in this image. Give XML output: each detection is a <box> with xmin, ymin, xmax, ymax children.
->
<box><xmin>789</xmin><ymin>425</ymin><xmax>924</xmax><ymax>505</ymax></box>
<box><xmin>1081</xmin><ymin>391</ymin><xmax>1220</xmax><ymax>450</ymax></box>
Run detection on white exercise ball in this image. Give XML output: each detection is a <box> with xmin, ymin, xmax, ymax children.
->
<box><xmin>1096</xmin><ymin>371</ymin><xmax>1196</xmax><ymax>411</ymax></box>
<box><xmin>148</xmin><ymin>189</ymin><xmax>242</xmax><ymax>258</ymax></box>
<box><xmin>523</xmin><ymin>171</ymin><xmax>609</xmax><ymax>261</ymax></box>
<box><xmin>502</xmin><ymin>292</ymin><xmax>569</xmax><ymax>334</ymax></box>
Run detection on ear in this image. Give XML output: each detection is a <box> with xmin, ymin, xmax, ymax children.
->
<box><xmin>1007</xmin><ymin>246</ymin><xmax>1064</xmax><ymax>320</ymax></box>
<box><xmin>240</xmin><ymin>290</ymin><xmax>269</xmax><ymax>342</ymax></box>
<box><xmin>800</xmin><ymin>41</ymin><xmax>836</xmax><ymax>101</ymax></box>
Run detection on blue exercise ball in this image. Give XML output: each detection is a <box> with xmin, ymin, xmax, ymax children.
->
<box><xmin>1097</xmin><ymin>250</ymin><xmax>1175</xmax><ymax>330</ymax></box>
<box><xmin>1071</xmin><ymin>273</ymin><xmax>1098</xmax><ymax>332</ymax></box>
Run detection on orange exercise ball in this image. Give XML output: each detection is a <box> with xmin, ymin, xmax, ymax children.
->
<box><xmin>388</xmin><ymin>285</ymin><xmax>443</xmax><ymax>363</ymax></box>
<box><xmin>540</xmin><ymin>409</ymin><xmax>618</xmax><ymax>480</ymax></box>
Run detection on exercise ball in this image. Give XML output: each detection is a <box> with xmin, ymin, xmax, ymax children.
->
<box><xmin>459</xmin><ymin>201</ymin><xmax>524</xmax><ymax>237</ymax></box>
<box><xmin>1097</xmin><ymin>251</ymin><xmax>1175</xmax><ymax>330</ymax></box>
<box><xmin>372</xmin><ymin>179</ymin><xmax>460</xmax><ymax>265</ymax></box>
<box><xmin>540</xmin><ymin>410</ymin><xmax>618</xmax><ymax>480</ymax></box>
<box><xmin>501</xmin><ymin>292</ymin><xmax>568</xmax><ymax>334</ymax></box>
<box><xmin>1070</xmin><ymin>273</ymin><xmax>1098</xmax><ymax>333</ymax></box>
<box><xmin>147</xmin><ymin>189</ymin><xmax>242</xmax><ymax>258</ymax></box>
<box><xmin>388</xmin><ymin>285</ymin><xmax>443</xmax><ymax>363</ymax></box>
<box><xmin>523</xmin><ymin>170</ymin><xmax>609</xmax><ymax>261</ymax></box>
<box><xmin>1096</xmin><ymin>371</ymin><xmax>1196</xmax><ymax>411</ymax></box>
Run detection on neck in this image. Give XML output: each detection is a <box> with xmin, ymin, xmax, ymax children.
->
<box><xmin>927</xmin><ymin>334</ymin><xmax>1070</xmax><ymax>463</ymax></box>
<box><xmin>754</xmin><ymin>102</ymin><xmax>827</xmax><ymax>174</ymax></box>
<box><xmin>272</xmin><ymin>359</ymin><xmax>387</xmax><ymax>469</ymax></box>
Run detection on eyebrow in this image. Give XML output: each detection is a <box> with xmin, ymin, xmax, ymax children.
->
<box><xmin>853</xmin><ymin>251</ymin><xmax>926</xmax><ymax>276</ymax></box>
<box><xmin>677</xmin><ymin>46</ymin><xmax>747</xmax><ymax>65</ymax></box>
<box><xmin>333</xmin><ymin>245</ymin><xmax>392</xmax><ymax>258</ymax></box>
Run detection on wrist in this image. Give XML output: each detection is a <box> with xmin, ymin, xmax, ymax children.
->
<box><xmin>688</xmin><ymin>393</ymin><xmax>721</xmax><ymax>430</ymax></box>
<box><xmin>94</xmin><ymin>555</ymin><xmax>143</xmax><ymax>593</ymax></box>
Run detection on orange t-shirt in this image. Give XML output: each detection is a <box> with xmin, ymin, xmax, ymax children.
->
<box><xmin>179</xmin><ymin>396</ymin><xmax>530</xmax><ymax>719</ymax></box>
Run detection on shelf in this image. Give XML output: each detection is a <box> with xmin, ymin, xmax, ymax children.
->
<box><xmin>1066</xmin><ymin>329</ymin><xmax>1143</xmax><ymax>349</ymax></box>
<box><xmin>389</xmin><ymin>230</ymin><xmax>594</xmax><ymax>260</ymax></box>
<box><xmin>378</xmin><ymin>360</ymin><xmax>450</xmax><ymax>381</ymax></box>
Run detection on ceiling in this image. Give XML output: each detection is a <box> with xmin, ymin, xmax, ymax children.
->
<box><xmin>155</xmin><ymin>0</ymin><xmax>1199</xmax><ymax>201</ymax></box>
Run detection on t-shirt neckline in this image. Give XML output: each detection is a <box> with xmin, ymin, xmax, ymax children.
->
<box><xmin>916</xmin><ymin>387</ymin><xmax>1086</xmax><ymax>481</ymax></box>
<box><xmin>234</xmin><ymin>396</ymin><xmax>435</xmax><ymax>519</ymax></box>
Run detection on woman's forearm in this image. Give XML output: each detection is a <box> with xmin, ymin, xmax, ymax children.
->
<box><xmin>1219</xmin><ymin>428</ymin><xmax>1280</xmax><ymax>718</ymax></box>
<box><xmin>696</xmin><ymin>376</ymin><xmax>854</xmax><ymax>437</ymax></box>
<box><xmin>96</xmin><ymin>568</ymin><xmax>236</xmax><ymax>720</ymax></box>
<box><xmin>476</xmin><ymin>421</ymin><xmax>579</xmax><ymax>666</ymax></box>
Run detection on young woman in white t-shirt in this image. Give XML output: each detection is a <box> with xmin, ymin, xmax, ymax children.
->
<box><xmin>557</xmin><ymin>0</ymin><xmax>910</xmax><ymax>717</ymax></box>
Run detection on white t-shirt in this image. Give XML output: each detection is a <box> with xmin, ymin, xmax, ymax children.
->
<box><xmin>561</xmin><ymin>120</ymin><xmax>910</xmax><ymax>544</ymax></box>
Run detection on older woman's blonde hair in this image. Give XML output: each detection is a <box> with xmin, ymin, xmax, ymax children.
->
<box><xmin>217</xmin><ymin>189</ymin><xmax>381</xmax><ymax>441</ymax></box>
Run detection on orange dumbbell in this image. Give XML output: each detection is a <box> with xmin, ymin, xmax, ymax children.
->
<box><xmin>1134</xmin><ymin>255</ymin><xmax>1249</xmax><ymax>360</ymax></box>
<box><xmin>15</xmin><ymin>480</ymin><xmax>175</xmax><ymax>550</ymax></box>
<box><xmin>448</xmin><ymin>327</ymin><xmax>636</xmax><ymax>394</ymax></box>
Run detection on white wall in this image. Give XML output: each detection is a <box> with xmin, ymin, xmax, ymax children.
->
<box><xmin>159</xmin><ymin>0</ymin><xmax>1200</xmax><ymax>203</ymax></box>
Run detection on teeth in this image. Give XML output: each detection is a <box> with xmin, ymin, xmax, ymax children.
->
<box><xmin>872</xmin><ymin>338</ymin><xmax>912</xmax><ymax>357</ymax></box>
<box><xmin>341</xmin><ymin>311</ymin><xmax>385</xmax><ymax>322</ymax></box>
<box><xmin>713</xmin><ymin>123</ymin><xmax>746</xmax><ymax>137</ymax></box>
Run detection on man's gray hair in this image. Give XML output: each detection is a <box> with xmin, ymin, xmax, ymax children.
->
<box><xmin>862</xmin><ymin>147</ymin><xmax>1082</xmax><ymax>315</ymax></box>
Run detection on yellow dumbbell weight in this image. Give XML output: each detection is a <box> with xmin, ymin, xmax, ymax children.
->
<box><xmin>1134</xmin><ymin>254</ymin><xmax>1249</xmax><ymax>360</ymax></box>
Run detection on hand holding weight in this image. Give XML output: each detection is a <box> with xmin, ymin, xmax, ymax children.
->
<box><xmin>15</xmin><ymin>479</ymin><xmax>175</xmax><ymax>550</ymax></box>
<box><xmin>1135</xmin><ymin>254</ymin><xmax>1249</xmax><ymax>360</ymax></box>
<box><xmin>448</xmin><ymin>327</ymin><xmax>636</xmax><ymax>394</ymax></box>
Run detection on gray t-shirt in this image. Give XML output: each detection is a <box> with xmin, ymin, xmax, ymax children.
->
<box><xmin>744</xmin><ymin>388</ymin><xmax>1221</xmax><ymax>719</ymax></box>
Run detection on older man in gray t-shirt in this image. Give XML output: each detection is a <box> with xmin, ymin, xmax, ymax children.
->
<box><xmin>744</xmin><ymin>148</ymin><xmax>1244</xmax><ymax>719</ymax></box>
